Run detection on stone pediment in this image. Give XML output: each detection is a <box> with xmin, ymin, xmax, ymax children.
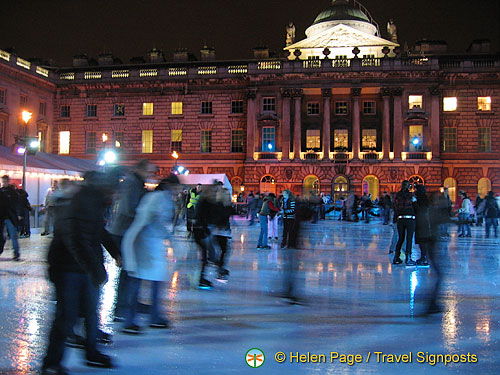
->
<box><xmin>285</xmin><ymin>24</ymin><xmax>398</xmax><ymax>50</ymax></box>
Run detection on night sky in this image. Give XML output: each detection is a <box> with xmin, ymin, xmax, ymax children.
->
<box><xmin>2</xmin><ymin>0</ymin><xmax>499</xmax><ymax>66</ymax></box>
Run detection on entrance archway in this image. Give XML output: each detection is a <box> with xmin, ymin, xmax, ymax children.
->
<box><xmin>478</xmin><ymin>177</ymin><xmax>491</xmax><ymax>199</ymax></box>
<box><xmin>443</xmin><ymin>177</ymin><xmax>457</xmax><ymax>203</ymax></box>
<box><xmin>303</xmin><ymin>175</ymin><xmax>319</xmax><ymax>196</ymax></box>
<box><xmin>332</xmin><ymin>175</ymin><xmax>349</xmax><ymax>202</ymax></box>
<box><xmin>260</xmin><ymin>175</ymin><xmax>276</xmax><ymax>195</ymax></box>
<box><xmin>362</xmin><ymin>175</ymin><xmax>379</xmax><ymax>200</ymax></box>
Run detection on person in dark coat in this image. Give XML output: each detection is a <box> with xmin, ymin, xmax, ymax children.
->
<box><xmin>484</xmin><ymin>191</ymin><xmax>499</xmax><ymax>238</ymax></box>
<box><xmin>16</xmin><ymin>186</ymin><xmax>32</xmax><ymax>237</ymax></box>
<box><xmin>392</xmin><ymin>180</ymin><xmax>417</xmax><ymax>266</ymax></box>
<box><xmin>42</xmin><ymin>172</ymin><xmax>121</xmax><ymax>374</ymax></box>
<box><xmin>414</xmin><ymin>185</ymin><xmax>433</xmax><ymax>267</ymax></box>
<box><xmin>0</xmin><ymin>175</ymin><xmax>21</xmax><ymax>260</ymax></box>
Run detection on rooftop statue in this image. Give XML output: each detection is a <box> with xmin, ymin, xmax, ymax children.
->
<box><xmin>286</xmin><ymin>22</ymin><xmax>296</xmax><ymax>46</ymax></box>
<box><xmin>387</xmin><ymin>19</ymin><xmax>398</xmax><ymax>43</ymax></box>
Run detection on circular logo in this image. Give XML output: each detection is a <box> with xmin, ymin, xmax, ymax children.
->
<box><xmin>246</xmin><ymin>348</ymin><xmax>265</xmax><ymax>368</ymax></box>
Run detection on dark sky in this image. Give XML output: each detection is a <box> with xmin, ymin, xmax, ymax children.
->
<box><xmin>2</xmin><ymin>0</ymin><xmax>499</xmax><ymax>66</ymax></box>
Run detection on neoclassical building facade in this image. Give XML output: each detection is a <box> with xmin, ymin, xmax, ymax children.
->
<box><xmin>0</xmin><ymin>0</ymin><xmax>499</xmax><ymax>202</ymax></box>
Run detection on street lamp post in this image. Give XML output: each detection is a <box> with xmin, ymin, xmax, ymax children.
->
<box><xmin>21</xmin><ymin>110</ymin><xmax>32</xmax><ymax>189</ymax></box>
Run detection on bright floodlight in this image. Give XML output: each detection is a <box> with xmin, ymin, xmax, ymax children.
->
<box><xmin>98</xmin><ymin>160</ymin><xmax>106</xmax><ymax>166</ymax></box>
<box><xmin>29</xmin><ymin>140</ymin><xmax>40</xmax><ymax>149</ymax></box>
<box><xmin>411</xmin><ymin>137</ymin><xmax>421</xmax><ymax>146</ymax></box>
<box><xmin>171</xmin><ymin>151</ymin><xmax>179</xmax><ymax>159</ymax></box>
<box><xmin>17</xmin><ymin>146</ymin><xmax>26</xmax><ymax>154</ymax></box>
<box><xmin>104</xmin><ymin>151</ymin><xmax>117</xmax><ymax>164</ymax></box>
<box><xmin>267</xmin><ymin>143</ymin><xmax>273</xmax><ymax>150</ymax></box>
<box><xmin>22</xmin><ymin>110</ymin><xmax>32</xmax><ymax>124</ymax></box>
<box><xmin>177</xmin><ymin>166</ymin><xmax>184</xmax><ymax>173</ymax></box>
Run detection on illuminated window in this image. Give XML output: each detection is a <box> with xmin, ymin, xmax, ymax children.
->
<box><xmin>409</xmin><ymin>125</ymin><xmax>423</xmax><ymax>151</ymax></box>
<box><xmin>262</xmin><ymin>127</ymin><xmax>275</xmax><ymax>152</ymax></box>
<box><xmin>20</xmin><ymin>94</ymin><xmax>28</xmax><ymax>108</ymax></box>
<box><xmin>142</xmin><ymin>130</ymin><xmax>153</xmax><ymax>153</ymax></box>
<box><xmin>86</xmin><ymin>104</ymin><xmax>97</xmax><ymax>117</ymax></box>
<box><xmin>409</xmin><ymin>95</ymin><xmax>423</xmax><ymax>109</ymax></box>
<box><xmin>333</xmin><ymin>176</ymin><xmax>349</xmax><ymax>201</ymax></box>
<box><xmin>39</xmin><ymin>101</ymin><xmax>46</xmax><ymax>116</ymax></box>
<box><xmin>60</xmin><ymin>105</ymin><xmax>70</xmax><ymax>118</ymax></box>
<box><xmin>0</xmin><ymin>88</ymin><xmax>5</xmax><ymax>104</ymax></box>
<box><xmin>306</xmin><ymin>129</ymin><xmax>321</xmax><ymax>149</ymax></box>
<box><xmin>442</xmin><ymin>127</ymin><xmax>457</xmax><ymax>152</ymax></box>
<box><xmin>362</xmin><ymin>129</ymin><xmax>377</xmax><ymax>150</ymax></box>
<box><xmin>201</xmin><ymin>101</ymin><xmax>212</xmax><ymax>114</ymax></box>
<box><xmin>171</xmin><ymin>102</ymin><xmax>183</xmax><ymax>115</ymax></box>
<box><xmin>37</xmin><ymin>130</ymin><xmax>44</xmax><ymax>152</ymax></box>
<box><xmin>307</xmin><ymin>102</ymin><xmax>320</xmax><ymax>115</ymax></box>
<box><xmin>114</xmin><ymin>104</ymin><xmax>125</xmax><ymax>117</ymax></box>
<box><xmin>231</xmin><ymin>100</ymin><xmax>244</xmax><ymax>114</ymax></box>
<box><xmin>262</xmin><ymin>97</ymin><xmax>276</xmax><ymax>112</ymax></box>
<box><xmin>114</xmin><ymin>131</ymin><xmax>124</xmax><ymax>148</ymax></box>
<box><xmin>303</xmin><ymin>175</ymin><xmax>320</xmax><ymax>195</ymax></box>
<box><xmin>86</xmin><ymin>131</ymin><xmax>96</xmax><ymax>154</ymax></box>
<box><xmin>363</xmin><ymin>101</ymin><xmax>376</xmax><ymax>114</ymax></box>
<box><xmin>443</xmin><ymin>97</ymin><xmax>457</xmax><ymax>111</ymax></box>
<box><xmin>59</xmin><ymin>131</ymin><xmax>70</xmax><ymax>154</ymax></box>
<box><xmin>260</xmin><ymin>175</ymin><xmax>276</xmax><ymax>195</ymax></box>
<box><xmin>201</xmin><ymin>130</ymin><xmax>212</xmax><ymax>152</ymax></box>
<box><xmin>231</xmin><ymin>129</ymin><xmax>244</xmax><ymax>152</ymax></box>
<box><xmin>171</xmin><ymin>129</ymin><xmax>182</xmax><ymax>152</ymax></box>
<box><xmin>477</xmin><ymin>97</ymin><xmax>491</xmax><ymax>111</ymax></box>
<box><xmin>334</xmin><ymin>129</ymin><xmax>348</xmax><ymax>150</ymax></box>
<box><xmin>478</xmin><ymin>128</ymin><xmax>491</xmax><ymax>152</ymax></box>
<box><xmin>142</xmin><ymin>102</ymin><xmax>154</xmax><ymax>116</ymax></box>
<box><xmin>335</xmin><ymin>101</ymin><xmax>348</xmax><ymax>115</ymax></box>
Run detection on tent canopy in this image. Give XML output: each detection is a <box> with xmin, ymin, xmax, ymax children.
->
<box><xmin>178</xmin><ymin>174</ymin><xmax>232</xmax><ymax>194</ymax></box>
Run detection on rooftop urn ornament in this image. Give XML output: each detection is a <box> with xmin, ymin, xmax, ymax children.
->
<box><xmin>293</xmin><ymin>49</ymin><xmax>302</xmax><ymax>60</ymax></box>
<box><xmin>352</xmin><ymin>47</ymin><xmax>360</xmax><ymax>58</ymax></box>
<box><xmin>322</xmin><ymin>47</ymin><xmax>331</xmax><ymax>59</ymax></box>
<box><xmin>286</xmin><ymin>22</ymin><xmax>296</xmax><ymax>46</ymax></box>
<box><xmin>382</xmin><ymin>46</ymin><xmax>390</xmax><ymax>57</ymax></box>
<box><xmin>387</xmin><ymin>19</ymin><xmax>398</xmax><ymax>43</ymax></box>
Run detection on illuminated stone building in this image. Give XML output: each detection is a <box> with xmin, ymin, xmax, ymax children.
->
<box><xmin>0</xmin><ymin>0</ymin><xmax>499</xmax><ymax>202</ymax></box>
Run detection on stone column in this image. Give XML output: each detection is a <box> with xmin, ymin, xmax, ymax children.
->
<box><xmin>351</xmin><ymin>88</ymin><xmax>361</xmax><ymax>160</ymax></box>
<box><xmin>430</xmin><ymin>86</ymin><xmax>440</xmax><ymax>159</ymax></box>
<box><xmin>382</xmin><ymin>88</ymin><xmax>391</xmax><ymax>159</ymax></box>
<box><xmin>281</xmin><ymin>89</ymin><xmax>292</xmax><ymax>161</ymax></box>
<box><xmin>246</xmin><ymin>89</ymin><xmax>257</xmax><ymax>160</ymax></box>
<box><xmin>292</xmin><ymin>88</ymin><xmax>303</xmax><ymax>159</ymax></box>
<box><xmin>393</xmin><ymin>87</ymin><xmax>403</xmax><ymax>160</ymax></box>
<box><xmin>322</xmin><ymin>88</ymin><xmax>331</xmax><ymax>160</ymax></box>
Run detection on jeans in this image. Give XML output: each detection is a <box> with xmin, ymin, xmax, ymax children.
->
<box><xmin>394</xmin><ymin>218</ymin><xmax>415</xmax><ymax>261</ymax></box>
<box><xmin>125</xmin><ymin>275</ymin><xmax>163</xmax><ymax>326</ymax></box>
<box><xmin>258</xmin><ymin>215</ymin><xmax>268</xmax><ymax>247</ymax></box>
<box><xmin>383</xmin><ymin>208</ymin><xmax>391</xmax><ymax>224</ymax></box>
<box><xmin>44</xmin><ymin>207</ymin><xmax>55</xmax><ymax>233</ymax></box>
<box><xmin>485</xmin><ymin>218</ymin><xmax>498</xmax><ymax>238</ymax></box>
<box><xmin>43</xmin><ymin>272</ymin><xmax>99</xmax><ymax>369</ymax></box>
<box><xmin>458</xmin><ymin>213</ymin><xmax>471</xmax><ymax>236</ymax></box>
<box><xmin>0</xmin><ymin>219</ymin><xmax>20</xmax><ymax>257</ymax></box>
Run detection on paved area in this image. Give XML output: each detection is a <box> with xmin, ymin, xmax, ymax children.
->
<box><xmin>0</xmin><ymin>218</ymin><xmax>499</xmax><ymax>374</ymax></box>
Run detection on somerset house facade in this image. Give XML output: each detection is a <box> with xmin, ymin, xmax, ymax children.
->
<box><xmin>0</xmin><ymin>0</ymin><xmax>498</xmax><ymax>203</ymax></box>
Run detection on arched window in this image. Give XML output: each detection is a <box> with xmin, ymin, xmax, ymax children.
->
<box><xmin>362</xmin><ymin>175</ymin><xmax>379</xmax><ymax>200</ymax></box>
<box><xmin>443</xmin><ymin>177</ymin><xmax>457</xmax><ymax>203</ymax></box>
<box><xmin>408</xmin><ymin>175</ymin><xmax>424</xmax><ymax>192</ymax></box>
<box><xmin>260</xmin><ymin>175</ymin><xmax>276</xmax><ymax>195</ymax></box>
<box><xmin>478</xmin><ymin>177</ymin><xmax>491</xmax><ymax>199</ymax></box>
<box><xmin>303</xmin><ymin>175</ymin><xmax>319</xmax><ymax>196</ymax></box>
<box><xmin>332</xmin><ymin>175</ymin><xmax>349</xmax><ymax>202</ymax></box>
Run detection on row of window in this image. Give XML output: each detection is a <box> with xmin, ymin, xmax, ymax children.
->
<box><xmin>58</xmin><ymin>125</ymin><xmax>493</xmax><ymax>155</ymax></box>
<box><xmin>0</xmin><ymin>90</ymin><xmax>48</xmax><ymax>116</ymax></box>
<box><xmin>59</xmin><ymin>129</ymin><xmax>245</xmax><ymax>155</ymax></box>
<box><xmin>60</xmin><ymin>100</ymin><xmax>244</xmax><ymax>118</ymax></box>
<box><xmin>59</xmin><ymin>94</ymin><xmax>493</xmax><ymax>119</ymax></box>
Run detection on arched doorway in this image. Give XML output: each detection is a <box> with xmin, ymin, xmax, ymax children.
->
<box><xmin>231</xmin><ymin>177</ymin><xmax>243</xmax><ymax>201</ymax></box>
<box><xmin>478</xmin><ymin>177</ymin><xmax>491</xmax><ymax>199</ymax></box>
<box><xmin>332</xmin><ymin>175</ymin><xmax>349</xmax><ymax>202</ymax></box>
<box><xmin>362</xmin><ymin>175</ymin><xmax>379</xmax><ymax>200</ymax></box>
<box><xmin>303</xmin><ymin>175</ymin><xmax>319</xmax><ymax>196</ymax></box>
<box><xmin>260</xmin><ymin>175</ymin><xmax>276</xmax><ymax>195</ymax></box>
<box><xmin>443</xmin><ymin>177</ymin><xmax>457</xmax><ymax>203</ymax></box>
<box><xmin>408</xmin><ymin>175</ymin><xmax>424</xmax><ymax>192</ymax></box>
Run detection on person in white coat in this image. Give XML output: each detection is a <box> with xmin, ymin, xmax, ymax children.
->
<box><xmin>121</xmin><ymin>175</ymin><xmax>179</xmax><ymax>334</ymax></box>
